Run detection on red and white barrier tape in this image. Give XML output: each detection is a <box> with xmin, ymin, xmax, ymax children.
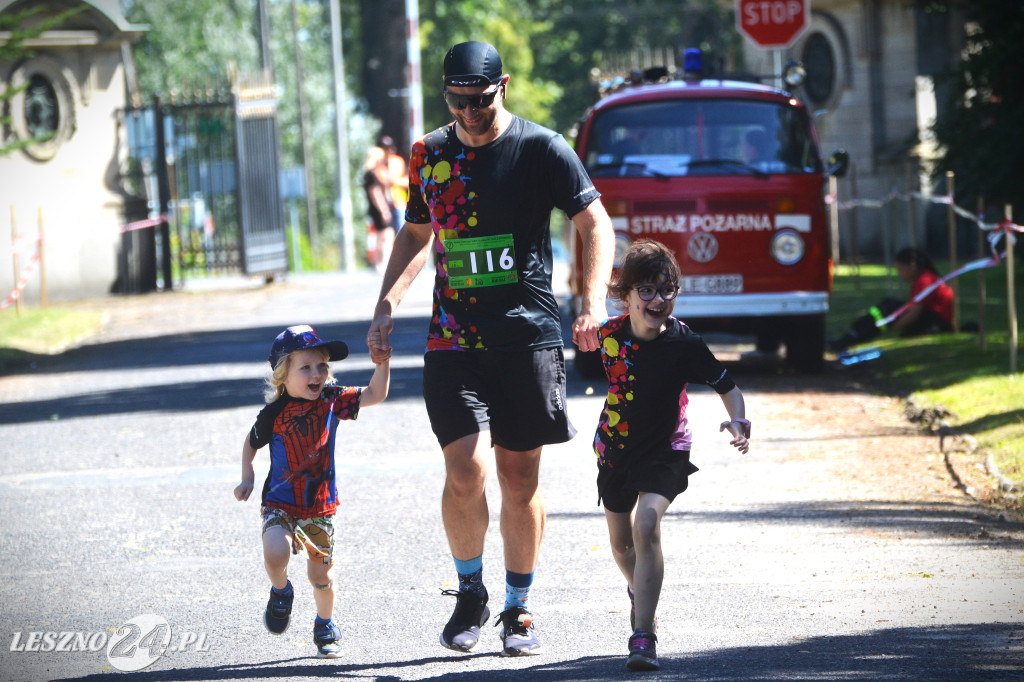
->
<box><xmin>9</xmin><ymin>233</ymin><xmax>42</xmax><ymax>255</ymax></box>
<box><xmin>119</xmin><ymin>215</ymin><xmax>167</xmax><ymax>233</ymax></box>
<box><xmin>827</xmin><ymin>189</ymin><xmax>1024</xmax><ymax>234</ymax></box>
<box><xmin>2</xmin><ymin>215</ymin><xmax>165</xmax><ymax>308</ymax></box>
<box><xmin>1</xmin><ymin>250</ymin><xmax>41</xmax><ymax>310</ymax></box>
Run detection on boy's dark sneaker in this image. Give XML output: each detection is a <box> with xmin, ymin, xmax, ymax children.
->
<box><xmin>313</xmin><ymin>620</ymin><xmax>342</xmax><ymax>658</ymax></box>
<box><xmin>440</xmin><ymin>588</ymin><xmax>490</xmax><ymax>652</ymax></box>
<box><xmin>263</xmin><ymin>586</ymin><xmax>293</xmax><ymax>635</ymax></box>
<box><xmin>626</xmin><ymin>630</ymin><xmax>659</xmax><ymax>671</ymax></box>
<box><xmin>496</xmin><ymin>606</ymin><xmax>542</xmax><ymax>656</ymax></box>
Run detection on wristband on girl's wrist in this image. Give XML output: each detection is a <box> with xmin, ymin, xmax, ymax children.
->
<box><xmin>726</xmin><ymin>418</ymin><xmax>751</xmax><ymax>438</ymax></box>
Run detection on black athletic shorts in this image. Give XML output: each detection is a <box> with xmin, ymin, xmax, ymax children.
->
<box><xmin>597</xmin><ymin>449</ymin><xmax>699</xmax><ymax>513</ymax></box>
<box><xmin>422</xmin><ymin>347</ymin><xmax>576</xmax><ymax>451</ymax></box>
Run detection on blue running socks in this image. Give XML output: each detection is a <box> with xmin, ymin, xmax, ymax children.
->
<box><xmin>272</xmin><ymin>580</ymin><xmax>293</xmax><ymax>596</ymax></box>
<box><xmin>454</xmin><ymin>555</ymin><xmax>485</xmax><ymax>595</ymax></box>
<box><xmin>504</xmin><ymin>570</ymin><xmax>533</xmax><ymax>610</ymax></box>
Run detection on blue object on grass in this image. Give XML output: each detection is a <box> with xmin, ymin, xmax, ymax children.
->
<box><xmin>837</xmin><ymin>347</ymin><xmax>882</xmax><ymax>366</ymax></box>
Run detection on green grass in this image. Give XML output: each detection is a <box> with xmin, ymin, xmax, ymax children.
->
<box><xmin>830</xmin><ymin>259</ymin><xmax>1023</xmax><ymax>504</ymax></box>
<box><xmin>0</xmin><ymin>306</ymin><xmax>103</xmax><ymax>371</ymax></box>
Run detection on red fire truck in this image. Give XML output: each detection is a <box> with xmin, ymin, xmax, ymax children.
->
<box><xmin>569</xmin><ymin>52</ymin><xmax>848</xmax><ymax>375</ymax></box>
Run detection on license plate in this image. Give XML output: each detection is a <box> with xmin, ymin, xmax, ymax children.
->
<box><xmin>678</xmin><ymin>274</ymin><xmax>743</xmax><ymax>294</ymax></box>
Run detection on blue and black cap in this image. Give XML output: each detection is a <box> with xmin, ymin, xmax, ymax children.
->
<box><xmin>443</xmin><ymin>41</ymin><xmax>503</xmax><ymax>88</ymax></box>
<box><xmin>268</xmin><ymin>325</ymin><xmax>348</xmax><ymax>369</ymax></box>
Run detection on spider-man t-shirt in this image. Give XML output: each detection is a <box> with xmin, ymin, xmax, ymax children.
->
<box><xmin>249</xmin><ymin>384</ymin><xmax>362</xmax><ymax>518</ymax></box>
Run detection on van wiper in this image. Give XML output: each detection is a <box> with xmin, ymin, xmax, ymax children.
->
<box><xmin>685</xmin><ymin>158</ymin><xmax>769</xmax><ymax>179</ymax></box>
<box><xmin>588</xmin><ymin>162</ymin><xmax>669</xmax><ymax>181</ymax></box>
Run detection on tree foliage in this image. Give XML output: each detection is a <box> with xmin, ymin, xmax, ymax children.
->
<box><xmin>125</xmin><ymin>0</ymin><xmax>370</xmax><ymax>268</ymax></box>
<box><xmin>125</xmin><ymin>0</ymin><xmax>259</xmax><ymax>96</ymax></box>
<box><xmin>529</xmin><ymin>0</ymin><xmax>739</xmax><ymax>135</ymax></box>
<box><xmin>418</xmin><ymin>0</ymin><xmax>737</xmax><ymax>135</ymax></box>
<box><xmin>418</xmin><ymin>0</ymin><xmax>561</xmax><ymax>131</ymax></box>
<box><xmin>926</xmin><ymin>0</ymin><xmax>1024</xmax><ymax>215</ymax></box>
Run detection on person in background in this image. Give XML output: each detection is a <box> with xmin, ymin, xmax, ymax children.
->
<box><xmin>379</xmin><ymin>135</ymin><xmax>408</xmax><ymax>232</ymax></box>
<box><xmin>829</xmin><ymin>247</ymin><xmax>954</xmax><ymax>352</ymax></box>
<box><xmin>742</xmin><ymin>128</ymin><xmax>772</xmax><ymax>164</ymax></box>
<box><xmin>362</xmin><ymin>146</ymin><xmax>395</xmax><ymax>268</ymax></box>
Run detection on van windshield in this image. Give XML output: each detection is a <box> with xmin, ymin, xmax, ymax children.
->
<box><xmin>585</xmin><ymin>98</ymin><xmax>821</xmax><ymax>178</ymax></box>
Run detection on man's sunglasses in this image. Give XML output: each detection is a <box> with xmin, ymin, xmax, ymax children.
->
<box><xmin>635</xmin><ymin>283</ymin><xmax>679</xmax><ymax>302</ymax></box>
<box><xmin>442</xmin><ymin>84</ymin><xmax>502</xmax><ymax>111</ymax></box>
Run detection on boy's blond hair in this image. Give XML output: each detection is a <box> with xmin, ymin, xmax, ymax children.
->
<box><xmin>264</xmin><ymin>346</ymin><xmax>335</xmax><ymax>403</ymax></box>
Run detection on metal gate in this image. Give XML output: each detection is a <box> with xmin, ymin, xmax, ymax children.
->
<box><xmin>115</xmin><ymin>72</ymin><xmax>286</xmax><ymax>291</ymax></box>
<box><xmin>235</xmin><ymin>72</ymin><xmax>288</xmax><ymax>276</ymax></box>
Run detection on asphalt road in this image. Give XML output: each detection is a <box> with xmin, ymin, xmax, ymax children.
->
<box><xmin>0</xmin><ymin>269</ymin><xmax>1021</xmax><ymax>681</ymax></box>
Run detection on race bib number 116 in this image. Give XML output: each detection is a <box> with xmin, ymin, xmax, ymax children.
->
<box><xmin>443</xmin><ymin>234</ymin><xmax>518</xmax><ymax>289</ymax></box>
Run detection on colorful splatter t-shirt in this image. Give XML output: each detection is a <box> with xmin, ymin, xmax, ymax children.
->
<box><xmin>405</xmin><ymin>116</ymin><xmax>600</xmax><ymax>352</ymax></box>
<box><xmin>593</xmin><ymin>315</ymin><xmax>735</xmax><ymax>470</ymax></box>
<box><xmin>249</xmin><ymin>384</ymin><xmax>362</xmax><ymax>518</ymax></box>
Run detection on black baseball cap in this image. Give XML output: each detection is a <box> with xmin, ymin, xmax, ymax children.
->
<box><xmin>443</xmin><ymin>41</ymin><xmax>503</xmax><ymax>88</ymax></box>
<box><xmin>268</xmin><ymin>325</ymin><xmax>349</xmax><ymax>369</ymax></box>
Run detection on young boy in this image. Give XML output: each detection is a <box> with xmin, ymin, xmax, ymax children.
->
<box><xmin>234</xmin><ymin>324</ymin><xmax>390</xmax><ymax>658</ymax></box>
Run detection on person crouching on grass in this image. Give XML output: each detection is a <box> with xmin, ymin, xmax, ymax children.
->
<box><xmin>593</xmin><ymin>240</ymin><xmax>749</xmax><ymax>672</ymax></box>
<box><xmin>234</xmin><ymin>325</ymin><xmax>390</xmax><ymax>658</ymax></box>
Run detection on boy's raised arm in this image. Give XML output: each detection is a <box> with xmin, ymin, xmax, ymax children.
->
<box><xmin>359</xmin><ymin>358</ymin><xmax>391</xmax><ymax>407</ymax></box>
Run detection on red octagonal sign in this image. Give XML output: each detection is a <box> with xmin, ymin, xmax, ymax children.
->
<box><xmin>736</xmin><ymin>0</ymin><xmax>809</xmax><ymax>49</ymax></box>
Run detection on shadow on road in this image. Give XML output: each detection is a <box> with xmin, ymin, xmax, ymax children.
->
<box><xmin>0</xmin><ymin>364</ymin><xmax>427</xmax><ymax>425</ymax></box>
<box><xmin>51</xmin><ymin>623</ymin><xmax>1022</xmax><ymax>681</ymax></box>
<box><xmin>0</xmin><ymin>318</ymin><xmax>433</xmax><ymax>378</ymax></box>
<box><xmin>549</xmin><ymin>497</ymin><xmax>1024</xmax><ymax>550</ymax></box>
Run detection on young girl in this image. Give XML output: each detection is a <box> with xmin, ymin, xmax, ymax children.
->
<box><xmin>234</xmin><ymin>325</ymin><xmax>390</xmax><ymax>658</ymax></box>
<box><xmin>593</xmin><ymin>240</ymin><xmax>749</xmax><ymax>672</ymax></box>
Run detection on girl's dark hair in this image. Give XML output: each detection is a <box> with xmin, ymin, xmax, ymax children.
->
<box><xmin>894</xmin><ymin>247</ymin><xmax>940</xmax><ymax>275</ymax></box>
<box><xmin>608</xmin><ymin>239</ymin><xmax>681</xmax><ymax>307</ymax></box>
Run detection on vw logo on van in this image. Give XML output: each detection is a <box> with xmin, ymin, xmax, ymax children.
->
<box><xmin>687</xmin><ymin>232</ymin><xmax>718</xmax><ymax>263</ymax></box>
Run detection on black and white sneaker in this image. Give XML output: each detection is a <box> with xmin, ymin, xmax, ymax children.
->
<box><xmin>496</xmin><ymin>607</ymin><xmax>542</xmax><ymax>656</ymax></box>
<box><xmin>440</xmin><ymin>588</ymin><xmax>490</xmax><ymax>652</ymax></box>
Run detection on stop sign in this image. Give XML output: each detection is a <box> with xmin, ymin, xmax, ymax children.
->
<box><xmin>736</xmin><ymin>0</ymin><xmax>808</xmax><ymax>49</ymax></box>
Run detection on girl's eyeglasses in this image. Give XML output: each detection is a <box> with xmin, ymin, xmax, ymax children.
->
<box><xmin>442</xmin><ymin>84</ymin><xmax>501</xmax><ymax>111</ymax></box>
<box><xmin>635</xmin><ymin>283</ymin><xmax>679</xmax><ymax>301</ymax></box>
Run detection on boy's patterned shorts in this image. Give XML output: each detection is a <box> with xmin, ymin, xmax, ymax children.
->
<box><xmin>261</xmin><ymin>506</ymin><xmax>335</xmax><ymax>565</ymax></box>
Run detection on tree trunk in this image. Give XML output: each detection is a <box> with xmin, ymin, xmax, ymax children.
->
<box><xmin>359</xmin><ymin>0</ymin><xmax>410</xmax><ymax>153</ymax></box>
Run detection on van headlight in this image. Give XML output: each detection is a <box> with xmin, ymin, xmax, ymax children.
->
<box><xmin>770</xmin><ymin>229</ymin><xmax>804</xmax><ymax>265</ymax></box>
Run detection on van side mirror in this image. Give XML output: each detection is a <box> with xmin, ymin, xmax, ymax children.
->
<box><xmin>827</xmin><ymin>149</ymin><xmax>849</xmax><ymax>178</ymax></box>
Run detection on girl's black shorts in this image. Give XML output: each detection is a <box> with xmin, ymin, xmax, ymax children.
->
<box><xmin>597</xmin><ymin>449</ymin><xmax>699</xmax><ymax>513</ymax></box>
